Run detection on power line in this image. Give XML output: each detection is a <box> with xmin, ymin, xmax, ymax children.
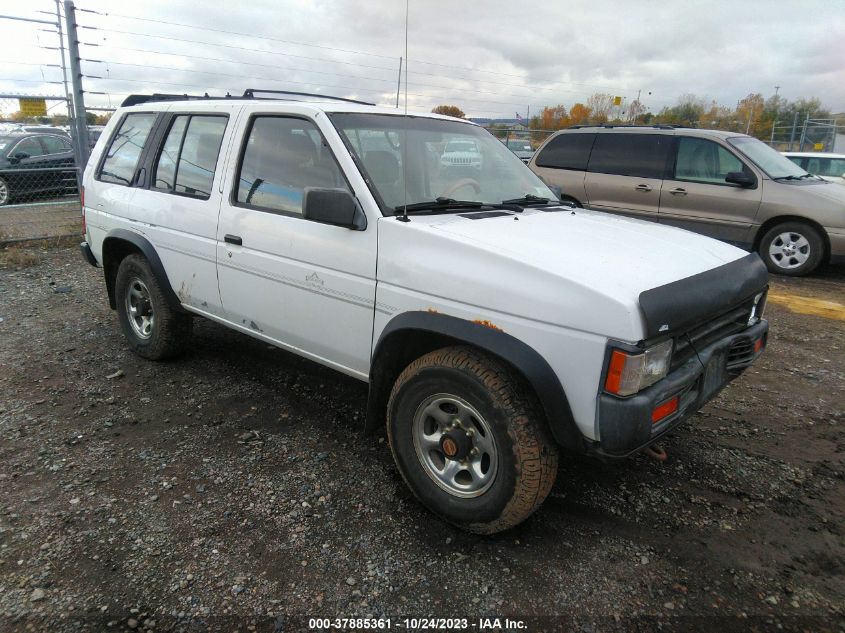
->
<box><xmin>78</xmin><ymin>7</ymin><xmax>636</xmax><ymax>93</ymax></box>
<box><xmin>78</xmin><ymin>8</ymin><xmax>399</xmax><ymax>61</ymax></box>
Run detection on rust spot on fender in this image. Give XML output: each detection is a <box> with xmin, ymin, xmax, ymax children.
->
<box><xmin>472</xmin><ymin>319</ymin><xmax>503</xmax><ymax>332</ymax></box>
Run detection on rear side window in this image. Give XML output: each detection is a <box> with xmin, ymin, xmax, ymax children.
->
<box><xmin>535</xmin><ymin>133</ymin><xmax>595</xmax><ymax>170</ymax></box>
<box><xmin>674</xmin><ymin>137</ymin><xmax>745</xmax><ymax>184</ymax></box>
<box><xmin>42</xmin><ymin>135</ymin><xmax>71</xmax><ymax>154</ymax></box>
<box><xmin>153</xmin><ymin>115</ymin><xmax>227</xmax><ymax>199</ymax></box>
<box><xmin>235</xmin><ymin>116</ymin><xmax>348</xmax><ymax>216</ymax></box>
<box><xmin>587</xmin><ymin>133</ymin><xmax>671</xmax><ymax>179</ymax></box>
<box><xmin>99</xmin><ymin>113</ymin><xmax>157</xmax><ymax>185</ymax></box>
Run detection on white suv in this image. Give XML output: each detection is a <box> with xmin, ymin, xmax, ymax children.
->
<box><xmin>80</xmin><ymin>90</ymin><xmax>769</xmax><ymax>533</ymax></box>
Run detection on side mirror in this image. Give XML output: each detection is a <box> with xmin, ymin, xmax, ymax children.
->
<box><xmin>725</xmin><ymin>171</ymin><xmax>755</xmax><ymax>187</ymax></box>
<box><xmin>303</xmin><ymin>188</ymin><xmax>366</xmax><ymax>231</ymax></box>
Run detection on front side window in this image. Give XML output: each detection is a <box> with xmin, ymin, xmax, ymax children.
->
<box><xmin>153</xmin><ymin>115</ymin><xmax>227</xmax><ymax>199</ymax></box>
<box><xmin>99</xmin><ymin>113</ymin><xmax>157</xmax><ymax>185</ymax></box>
<box><xmin>587</xmin><ymin>133</ymin><xmax>671</xmax><ymax>179</ymax></box>
<box><xmin>13</xmin><ymin>137</ymin><xmax>45</xmax><ymax>158</ymax></box>
<box><xmin>42</xmin><ymin>135</ymin><xmax>71</xmax><ymax>154</ymax></box>
<box><xmin>236</xmin><ymin>116</ymin><xmax>348</xmax><ymax>215</ymax></box>
<box><xmin>674</xmin><ymin>137</ymin><xmax>745</xmax><ymax>184</ymax></box>
<box><xmin>535</xmin><ymin>133</ymin><xmax>596</xmax><ymax>170</ymax></box>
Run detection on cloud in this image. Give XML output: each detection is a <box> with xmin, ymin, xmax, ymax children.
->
<box><xmin>0</xmin><ymin>0</ymin><xmax>842</xmax><ymax>118</ymax></box>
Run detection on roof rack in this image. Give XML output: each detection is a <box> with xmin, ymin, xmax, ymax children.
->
<box><xmin>568</xmin><ymin>124</ymin><xmax>678</xmax><ymax>130</ymax></box>
<box><xmin>121</xmin><ymin>89</ymin><xmax>375</xmax><ymax>108</ymax></box>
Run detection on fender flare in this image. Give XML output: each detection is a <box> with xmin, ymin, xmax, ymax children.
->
<box><xmin>101</xmin><ymin>229</ymin><xmax>185</xmax><ymax>312</ymax></box>
<box><xmin>367</xmin><ymin>311</ymin><xmax>586</xmax><ymax>453</ymax></box>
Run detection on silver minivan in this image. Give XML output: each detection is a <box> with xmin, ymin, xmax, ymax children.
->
<box><xmin>529</xmin><ymin>126</ymin><xmax>845</xmax><ymax>276</ymax></box>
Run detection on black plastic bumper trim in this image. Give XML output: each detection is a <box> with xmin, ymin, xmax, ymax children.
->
<box><xmin>80</xmin><ymin>241</ymin><xmax>98</xmax><ymax>267</ymax></box>
<box><xmin>595</xmin><ymin>319</ymin><xmax>768</xmax><ymax>457</ymax></box>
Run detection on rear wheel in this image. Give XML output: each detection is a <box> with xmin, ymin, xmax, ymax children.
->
<box><xmin>758</xmin><ymin>221</ymin><xmax>824</xmax><ymax>276</ymax></box>
<box><xmin>387</xmin><ymin>346</ymin><xmax>558</xmax><ymax>534</ymax></box>
<box><xmin>115</xmin><ymin>254</ymin><xmax>192</xmax><ymax>360</ymax></box>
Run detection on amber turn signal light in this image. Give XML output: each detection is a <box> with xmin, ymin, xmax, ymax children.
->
<box><xmin>651</xmin><ymin>395</ymin><xmax>679</xmax><ymax>424</ymax></box>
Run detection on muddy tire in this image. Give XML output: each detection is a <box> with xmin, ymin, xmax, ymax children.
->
<box><xmin>758</xmin><ymin>221</ymin><xmax>824</xmax><ymax>276</ymax></box>
<box><xmin>114</xmin><ymin>254</ymin><xmax>192</xmax><ymax>360</ymax></box>
<box><xmin>387</xmin><ymin>346</ymin><xmax>558</xmax><ymax>534</ymax></box>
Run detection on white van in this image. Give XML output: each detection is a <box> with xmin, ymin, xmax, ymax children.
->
<box><xmin>80</xmin><ymin>91</ymin><xmax>769</xmax><ymax>533</ymax></box>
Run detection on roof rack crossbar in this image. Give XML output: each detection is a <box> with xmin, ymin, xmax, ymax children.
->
<box><xmin>241</xmin><ymin>88</ymin><xmax>374</xmax><ymax>105</ymax></box>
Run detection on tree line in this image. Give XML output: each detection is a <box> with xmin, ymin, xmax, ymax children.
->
<box><xmin>433</xmin><ymin>92</ymin><xmax>836</xmax><ymax>143</ymax></box>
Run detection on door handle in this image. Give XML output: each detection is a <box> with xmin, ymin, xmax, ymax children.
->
<box><xmin>224</xmin><ymin>234</ymin><xmax>243</xmax><ymax>246</ymax></box>
<box><xmin>635</xmin><ymin>184</ymin><xmax>652</xmax><ymax>192</ymax></box>
<box><xmin>669</xmin><ymin>188</ymin><xmax>688</xmax><ymax>196</ymax></box>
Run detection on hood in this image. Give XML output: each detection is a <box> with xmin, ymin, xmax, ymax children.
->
<box><xmin>377</xmin><ymin>207</ymin><xmax>749</xmax><ymax>341</ymax></box>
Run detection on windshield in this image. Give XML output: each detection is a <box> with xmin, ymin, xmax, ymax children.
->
<box><xmin>727</xmin><ymin>137</ymin><xmax>810</xmax><ymax>179</ymax></box>
<box><xmin>329</xmin><ymin>113</ymin><xmax>555</xmax><ymax>214</ymax></box>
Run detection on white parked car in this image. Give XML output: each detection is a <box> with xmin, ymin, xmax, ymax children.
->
<box><xmin>782</xmin><ymin>152</ymin><xmax>845</xmax><ymax>185</ymax></box>
<box><xmin>80</xmin><ymin>91</ymin><xmax>769</xmax><ymax>533</ymax></box>
<box><xmin>440</xmin><ymin>139</ymin><xmax>482</xmax><ymax>170</ymax></box>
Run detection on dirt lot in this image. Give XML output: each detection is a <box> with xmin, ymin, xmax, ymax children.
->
<box><xmin>0</xmin><ymin>200</ymin><xmax>81</xmax><ymax>244</ymax></box>
<box><xmin>0</xmin><ymin>245</ymin><xmax>843</xmax><ymax>632</ymax></box>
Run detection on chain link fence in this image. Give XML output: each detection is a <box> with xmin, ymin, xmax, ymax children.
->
<box><xmin>0</xmin><ymin>96</ymin><xmax>82</xmax><ymax>244</ymax></box>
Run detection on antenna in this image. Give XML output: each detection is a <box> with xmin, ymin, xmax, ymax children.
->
<box><xmin>398</xmin><ymin>0</ymin><xmax>411</xmax><ymax>222</ymax></box>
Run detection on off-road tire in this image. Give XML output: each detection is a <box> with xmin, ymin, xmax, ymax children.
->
<box><xmin>387</xmin><ymin>346</ymin><xmax>558</xmax><ymax>534</ymax></box>
<box><xmin>114</xmin><ymin>254</ymin><xmax>192</xmax><ymax>360</ymax></box>
<box><xmin>758</xmin><ymin>221</ymin><xmax>824</xmax><ymax>277</ymax></box>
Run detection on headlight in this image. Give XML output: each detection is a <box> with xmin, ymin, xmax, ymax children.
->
<box><xmin>748</xmin><ymin>291</ymin><xmax>766</xmax><ymax>326</ymax></box>
<box><xmin>604</xmin><ymin>339</ymin><xmax>673</xmax><ymax>397</ymax></box>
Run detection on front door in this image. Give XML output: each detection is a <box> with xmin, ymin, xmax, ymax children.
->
<box><xmin>216</xmin><ymin>113</ymin><xmax>377</xmax><ymax>378</ymax></box>
<box><xmin>658</xmin><ymin>136</ymin><xmax>762</xmax><ymax>244</ymax></box>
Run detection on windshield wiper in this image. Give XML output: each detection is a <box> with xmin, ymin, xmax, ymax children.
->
<box><xmin>773</xmin><ymin>175</ymin><xmax>801</xmax><ymax>181</ymax></box>
<box><xmin>501</xmin><ymin>194</ymin><xmax>552</xmax><ymax>206</ymax></box>
<box><xmin>393</xmin><ymin>197</ymin><xmax>485</xmax><ymax>214</ymax></box>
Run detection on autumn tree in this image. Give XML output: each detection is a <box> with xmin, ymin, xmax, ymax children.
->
<box><xmin>530</xmin><ymin>105</ymin><xmax>569</xmax><ymax>130</ymax></box>
<box><xmin>431</xmin><ymin>105</ymin><xmax>465</xmax><ymax>118</ymax></box>
<box><xmin>568</xmin><ymin>103</ymin><xmax>592</xmax><ymax>126</ymax></box>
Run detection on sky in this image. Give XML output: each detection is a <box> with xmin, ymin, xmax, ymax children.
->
<box><xmin>0</xmin><ymin>0</ymin><xmax>843</xmax><ymax>119</ymax></box>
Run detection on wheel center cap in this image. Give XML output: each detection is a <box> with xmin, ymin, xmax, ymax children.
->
<box><xmin>440</xmin><ymin>430</ymin><xmax>472</xmax><ymax>460</ymax></box>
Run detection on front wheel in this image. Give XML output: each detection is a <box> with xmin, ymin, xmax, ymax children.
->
<box><xmin>387</xmin><ymin>346</ymin><xmax>558</xmax><ymax>534</ymax></box>
<box><xmin>758</xmin><ymin>221</ymin><xmax>824</xmax><ymax>276</ymax></box>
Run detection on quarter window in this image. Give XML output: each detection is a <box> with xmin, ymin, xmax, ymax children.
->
<box><xmin>587</xmin><ymin>134</ymin><xmax>671</xmax><ymax>179</ymax></box>
<box><xmin>153</xmin><ymin>115</ymin><xmax>227</xmax><ymax>199</ymax></box>
<box><xmin>99</xmin><ymin>113</ymin><xmax>157</xmax><ymax>185</ymax></box>
<box><xmin>535</xmin><ymin>133</ymin><xmax>596</xmax><ymax>170</ymax></box>
<box><xmin>674</xmin><ymin>137</ymin><xmax>745</xmax><ymax>184</ymax></box>
<box><xmin>236</xmin><ymin>116</ymin><xmax>348</xmax><ymax>216</ymax></box>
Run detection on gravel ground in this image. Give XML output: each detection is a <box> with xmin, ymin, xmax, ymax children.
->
<box><xmin>0</xmin><ymin>245</ymin><xmax>843</xmax><ymax>632</ymax></box>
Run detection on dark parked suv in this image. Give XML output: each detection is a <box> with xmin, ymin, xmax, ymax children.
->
<box><xmin>0</xmin><ymin>132</ymin><xmax>76</xmax><ymax>206</ymax></box>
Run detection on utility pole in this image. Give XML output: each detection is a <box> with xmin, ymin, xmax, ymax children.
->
<box><xmin>395</xmin><ymin>57</ymin><xmax>402</xmax><ymax>108</ymax></box>
<box><xmin>64</xmin><ymin>0</ymin><xmax>90</xmax><ymax>169</ymax></box>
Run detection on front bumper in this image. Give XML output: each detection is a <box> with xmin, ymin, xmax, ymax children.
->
<box><xmin>595</xmin><ymin>319</ymin><xmax>768</xmax><ymax>457</ymax></box>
